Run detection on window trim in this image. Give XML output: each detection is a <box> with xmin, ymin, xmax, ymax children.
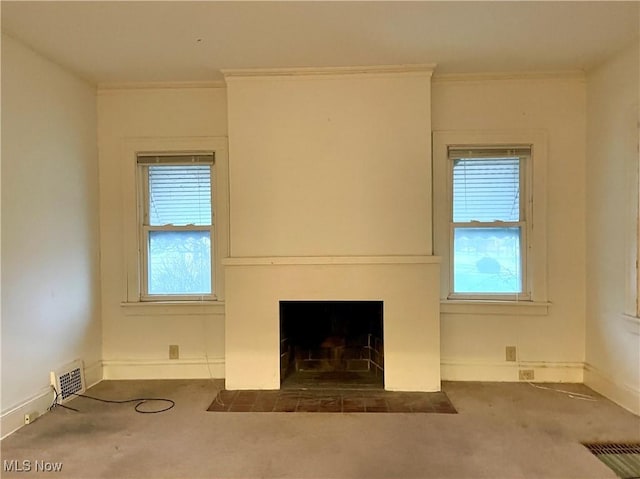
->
<box><xmin>448</xmin><ymin>148</ymin><xmax>531</xmax><ymax>300</ymax></box>
<box><xmin>121</xmin><ymin>137</ymin><xmax>229</xmax><ymax>305</ymax></box>
<box><xmin>138</xmin><ymin>155</ymin><xmax>215</xmax><ymax>301</ymax></box>
<box><xmin>433</xmin><ymin>130</ymin><xmax>548</xmax><ymax>303</ymax></box>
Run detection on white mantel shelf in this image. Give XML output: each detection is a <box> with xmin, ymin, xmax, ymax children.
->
<box><xmin>223</xmin><ymin>255</ymin><xmax>441</xmax><ymax>266</ymax></box>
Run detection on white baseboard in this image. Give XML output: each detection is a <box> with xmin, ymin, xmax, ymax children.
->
<box><xmin>1</xmin><ymin>387</ymin><xmax>54</xmax><ymax>440</ymax></box>
<box><xmin>584</xmin><ymin>362</ymin><xmax>640</xmax><ymax>415</ymax></box>
<box><xmin>102</xmin><ymin>357</ymin><xmax>225</xmax><ymax>380</ymax></box>
<box><xmin>84</xmin><ymin>360</ymin><xmax>104</xmax><ymax>389</ymax></box>
<box><xmin>0</xmin><ymin>360</ymin><xmax>103</xmax><ymax>440</ymax></box>
<box><xmin>441</xmin><ymin>358</ymin><xmax>584</xmax><ymax>383</ymax></box>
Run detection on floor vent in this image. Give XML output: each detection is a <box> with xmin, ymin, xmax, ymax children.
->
<box><xmin>50</xmin><ymin>360</ymin><xmax>85</xmax><ymax>402</ymax></box>
<box><xmin>583</xmin><ymin>443</ymin><xmax>640</xmax><ymax>479</ymax></box>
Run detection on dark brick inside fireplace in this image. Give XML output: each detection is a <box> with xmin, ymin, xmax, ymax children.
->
<box><xmin>280</xmin><ymin>301</ymin><xmax>384</xmax><ymax>389</ymax></box>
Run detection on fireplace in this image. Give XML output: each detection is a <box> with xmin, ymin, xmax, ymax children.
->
<box><xmin>224</xmin><ymin>256</ymin><xmax>440</xmax><ymax>391</ymax></box>
<box><xmin>280</xmin><ymin>301</ymin><xmax>384</xmax><ymax>389</ymax></box>
<box><xmin>223</xmin><ymin>65</ymin><xmax>440</xmax><ymax>392</ymax></box>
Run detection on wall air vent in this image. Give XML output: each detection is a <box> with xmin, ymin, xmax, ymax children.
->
<box><xmin>50</xmin><ymin>360</ymin><xmax>85</xmax><ymax>402</ymax></box>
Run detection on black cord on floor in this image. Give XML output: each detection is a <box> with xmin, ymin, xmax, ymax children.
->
<box><xmin>71</xmin><ymin>392</ymin><xmax>175</xmax><ymax>414</ymax></box>
<box><xmin>48</xmin><ymin>385</ymin><xmax>175</xmax><ymax>414</ymax></box>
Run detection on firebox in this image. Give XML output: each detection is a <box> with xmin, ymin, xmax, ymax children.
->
<box><xmin>279</xmin><ymin>301</ymin><xmax>384</xmax><ymax>389</ymax></box>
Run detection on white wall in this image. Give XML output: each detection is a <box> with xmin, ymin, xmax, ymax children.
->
<box><xmin>225</xmin><ymin>70</ymin><xmax>433</xmax><ymax>257</ymax></box>
<box><xmin>94</xmin><ymin>61</ymin><xmax>638</xmax><ymax>408</ymax></box>
<box><xmin>99</xmin><ymin>73</ymin><xmax>591</xmax><ymax>387</ymax></box>
<box><xmin>432</xmin><ymin>74</ymin><xmax>587</xmax><ymax>382</ymax></box>
<box><xmin>1</xmin><ymin>35</ymin><xmax>101</xmax><ymax>436</ymax></box>
<box><xmin>97</xmin><ymin>86</ymin><xmax>228</xmax><ymax>379</ymax></box>
<box><xmin>585</xmin><ymin>41</ymin><xmax>640</xmax><ymax>414</ymax></box>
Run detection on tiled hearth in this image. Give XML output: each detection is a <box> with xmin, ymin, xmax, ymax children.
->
<box><xmin>208</xmin><ymin>389</ymin><xmax>457</xmax><ymax>413</ymax></box>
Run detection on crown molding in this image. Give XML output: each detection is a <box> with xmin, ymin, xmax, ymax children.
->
<box><xmin>432</xmin><ymin>70</ymin><xmax>586</xmax><ymax>83</ymax></box>
<box><xmin>98</xmin><ymin>80</ymin><xmax>227</xmax><ymax>91</ymax></box>
<box><xmin>222</xmin><ymin>64</ymin><xmax>436</xmax><ymax>80</ymax></box>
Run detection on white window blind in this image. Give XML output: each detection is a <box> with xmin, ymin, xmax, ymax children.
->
<box><xmin>452</xmin><ymin>156</ymin><xmax>521</xmax><ymax>223</ymax></box>
<box><xmin>138</xmin><ymin>154</ymin><xmax>213</xmax><ymax>227</ymax></box>
<box><xmin>147</xmin><ymin>165</ymin><xmax>211</xmax><ymax>226</ymax></box>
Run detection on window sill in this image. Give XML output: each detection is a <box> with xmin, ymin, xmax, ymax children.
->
<box><xmin>120</xmin><ymin>301</ymin><xmax>225</xmax><ymax>316</ymax></box>
<box><xmin>440</xmin><ymin>299</ymin><xmax>551</xmax><ymax>316</ymax></box>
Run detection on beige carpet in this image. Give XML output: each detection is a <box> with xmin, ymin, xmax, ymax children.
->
<box><xmin>1</xmin><ymin>380</ymin><xmax>639</xmax><ymax>478</ymax></box>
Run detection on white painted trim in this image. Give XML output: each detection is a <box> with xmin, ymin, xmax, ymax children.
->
<box><xmin>83</xmin><ymin>360</ymin><xmax>104</xmax><ymax>390</ymax></box>
<box><xmin>620</xmin><ymin>313</ymin><xmax>640</xmax><ymax>335</ymax></box>
<box><xmin>441</xmin><ymin>300</ymin><xmax>551</xmax><ymax>316</ymax></box>
<box><xmin>518</xmin><ymin>361</ymin><xmax>585</xmax><ymax>383</ymax></box>
<box><xmin>441</xmin><ymin>358</ymin><xmax>584</xmax><ymax>383</ymax></box>
<box><xmin>102</xmin><ymin>358</ymin><xmax>225</xmax><ymax>380</ymax></box>
<box><xmin>1</xmin><ymin>360</ymin><xmax>103</xmax><ymax>440</ymax></box>
<box><xmin>432</xmin><ymin>130</ymin><xmax>549</xmax><ymax>303</ymax></box>
<box><xmin>441</xmin><ymin>359</ymin><xmax>519</xmax><ymax>382</ymax></box>
<box><xmin>584</xmin><ymin>362</ymin><xmax>640</xmax><ymax>415</ymax></box>
<box><xmin>1</xmin><ymin>387</ymin><xmax>54</xmax><ymax>440</ymax></box>
<box><xmin>121</xmin><ymin>136</ymin><xmax>230</xmax><ymax>303</ymax></box>
<box><xmin>223</xmin><ymin>255</ymin><xmax>440</xmax><ymax>266</ymax></box>
<box><xmin>120</xmin><ymin>301</ymin><xmax>225</xmax><ymax>316</ymax></box>
<box><xmin>222</xmin><ymin>64</ymin><xmax>436</xmax><ymax>79</ymax></box>
<box><xmin>432</xmin><ymin>70</ymin><xmax>586</xmax><ymax>83</ymax></box>
<box><xmin>98</xmin><ymin>81</ymin><xmax>227</xmax><ymax>91</ymax></box>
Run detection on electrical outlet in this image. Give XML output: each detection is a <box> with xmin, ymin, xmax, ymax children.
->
<box><xmin>169</xmin><ymin>345</ymin><xmax>179</xmax><ymax>360</ymax></box>
<box><xmin>506</xmin><ymin>346</ymin><xmax>517</xmax><ymax>362</ymax></box>
<box><xmin>24</xmin><ymin>411</ymin><xmax>39</xmax><ymax>425</ymax></box>
<box><xmin>519</xmin><ymin>369</ymin><xmax>534</xmax><ymax>381</ymax></box>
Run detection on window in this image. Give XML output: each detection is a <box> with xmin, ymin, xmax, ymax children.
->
<box><xmin>433</xmin><ymin>131</ymin><xmax>548</xmax><ymax>305</ymax></box>
<box><xmin>449</xmin><ymin>148</ymin><xmax>529</xmax><ymax>299</ymax></box>
<box><xmin>138</xmin><ymin>153</ymin><xmax>215</xmax><ymax>300</ymax></box>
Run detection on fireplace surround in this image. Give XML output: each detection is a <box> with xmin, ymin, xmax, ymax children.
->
<box><xmin>224</xmin><ymin>256</ymin><xmax>441</xmax><ymax>391</ymax></box>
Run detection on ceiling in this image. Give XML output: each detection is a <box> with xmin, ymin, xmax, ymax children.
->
<box><xmin>2</xmin><ymin>1</ymin><xmax>638</xmax><ymax>84</ymax></box>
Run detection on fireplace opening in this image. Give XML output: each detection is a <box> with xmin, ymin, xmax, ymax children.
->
<box><xmin>280</xmin><ymin>301</ymin><xmax>384</xmax><ymax>389</ymax></box>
